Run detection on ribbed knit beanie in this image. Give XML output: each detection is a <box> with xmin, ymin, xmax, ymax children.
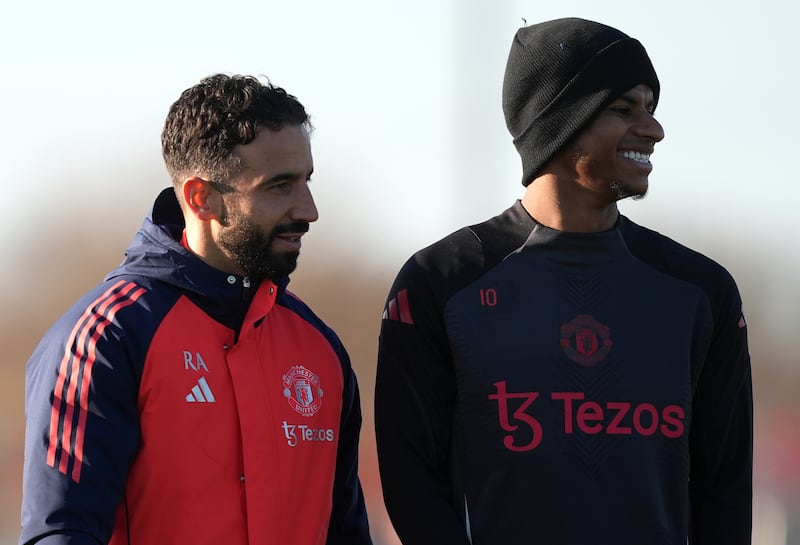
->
<box><xmin>503</xmin><ymin>17</ymin><xmax>660</xmax><ymax>186</ymax></box>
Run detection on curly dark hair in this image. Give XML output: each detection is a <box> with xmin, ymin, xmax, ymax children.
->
<box><xmin>161</xmin><ymin>73</ymin><xmax>311</xmax><ymax>186</ymax></box>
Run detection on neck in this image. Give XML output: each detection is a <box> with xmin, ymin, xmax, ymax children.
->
<box><xmin>521</xmin><ymin>174</ymin><xmax>620</xmax><ymax>232</ymax></box>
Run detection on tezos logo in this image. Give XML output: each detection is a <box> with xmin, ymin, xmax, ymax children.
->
<box><xmin>281</xmin><ymin>421</ymin><xmax>335</xmax><ymax>447</ymax></box>
<box><xmin>283</xmin><ymin>365</ymin><xmax>323</xmax><ymax>417</ymax></box>
<box><xmin>560</xmin><ymin>314</ymin><xmax>613</xmax><ymax>366</ymax></box>
<box><xmin>488</xmin><ymin>381</ymin><xmax>686</xmax><ymax>453</ymax></box>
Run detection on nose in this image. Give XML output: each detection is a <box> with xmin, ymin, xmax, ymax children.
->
<box><xmin>293</xmin><ymin>182</ymin><xmax>319</xmax><ymax>223</ymax></box>
<box><xmin>637</xmin><ymin>112</ymin><xmax>665</xmax><ymax>144</ymax></box>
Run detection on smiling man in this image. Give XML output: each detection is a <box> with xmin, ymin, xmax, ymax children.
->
<box><xmin>20</xmin><ymin>74</ymin><xmax>372</xmax><ymax>545</ymax></box>
<box><xmin>375</xmin><ymin>18</ymin><xmax>752</xmax><ymax>545</ymax></box>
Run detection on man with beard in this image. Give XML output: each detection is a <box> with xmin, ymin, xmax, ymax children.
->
<box><xmin>20</xmin><ymin>74</ymin><xmax>373</xmax><ymax>545</ymax></box>
<box><xmin>375</xmin><ymin>18</ymin><xmax>752</xmax><ymax>545</ymax></box>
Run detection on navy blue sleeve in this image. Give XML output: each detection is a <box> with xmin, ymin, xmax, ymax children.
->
<box><xmin>688</xmin><ymin>274</ymin><xmax>753</xmax><ymax>544</ymax></box>
<box><xmin>20</xmin><ymin>281</ymin><xmax>150</xmax><ymax>545</ymax></box>
<box><xmin>375</xmin><ymin>256</ymin><xmax>473</xmax><ymax>545</ymax></box>
<box><xmin>325</xmin><ymin>364</ymin><xmax>373</xmax><ymax>545</ymax></box>
<box><xmin>375</xmin><ymin>211</ymin><xmax>528</xmax><ymax>545</ymax></box>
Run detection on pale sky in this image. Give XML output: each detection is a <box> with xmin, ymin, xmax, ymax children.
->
<box><xmin>2</xmin><ymin>0</ymin><xmax>798</xmax><ymax>354</ymax></box>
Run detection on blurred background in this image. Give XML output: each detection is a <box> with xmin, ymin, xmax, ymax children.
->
<box><xmin>1</xmin><ymin>0</ymin><xmax>798</xmax><ymax>543</ymax></box>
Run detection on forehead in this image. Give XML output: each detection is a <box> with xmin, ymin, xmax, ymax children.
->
<box><xmin>235</xmin><ymin>124</ymin><xmax>312</xmax><ymax>176</ymax></box>
<box><xmin>612</xmin><ymin>84</ymin><xmax>657</xmax><ymax>105</ymax></box>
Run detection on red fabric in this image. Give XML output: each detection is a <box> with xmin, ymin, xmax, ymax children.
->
<box><xmin>110</xmin><ymin>281</ymin><xmax>344</xmax><ymax>545</ymax></box>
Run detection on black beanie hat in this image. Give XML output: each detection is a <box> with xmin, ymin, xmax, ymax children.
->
<box><xmin>502</xmin><ymin>17</ymin><xmax>660</xmax><ymax>186</ymax></box>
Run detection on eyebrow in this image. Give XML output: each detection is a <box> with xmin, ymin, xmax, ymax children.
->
<box><xmin>613</xmin><ymin>94</ymin><xmax>639</xmax><ymax>105</ymax></box>
<box><xmin>259</xmin><ymin>168</ymin><xmax>314</xmax><ymax>186</ymax></box>
<box><xmin>612</xmin><ymin>93</ymin><xmax>655</xmax><ymax>108</ymax></box>
<box><xmin>266</xmin><ymin>173</ymin><xmax>297</xmax><ymax>184</ymax></box>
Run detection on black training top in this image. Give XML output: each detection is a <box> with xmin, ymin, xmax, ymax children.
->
<box><xmin>375</xmin><ymin>201</ymin><xmax>752</xmax><ymax>545</ymax></box>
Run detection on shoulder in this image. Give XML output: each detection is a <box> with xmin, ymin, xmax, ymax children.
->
<box><xmin>48</xmin><ymin>277</ymin><xmax>174</xmax><ymax>334</ymax></box>
<box><xmin>278</xmin><ymin>288</ymin><xmax>350</xmax><ymax>365</ymax></box>
<box><xmin>619</xmin><ymin>216</ymin><xmax>743</xmax><ymax>311</ymax></box>
<box><xmin>26</xmin><ymin>276</ymin><xmax>183</xmax><ymax>392</ymax></box>
<box><xmin>399</xmin><ymin>202</ymin><xmax>535</xmax><ymax>297</ymax></box>
<box><xmin>48</xmin><ymin>276</ymin><xmax>186</xmax><ymax>352</ymax></box>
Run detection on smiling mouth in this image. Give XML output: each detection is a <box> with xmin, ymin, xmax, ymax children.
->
<box><xmin>621</xmin><ymin>150</ymin><xmax>651</xmax><ymax>164</ymax></box>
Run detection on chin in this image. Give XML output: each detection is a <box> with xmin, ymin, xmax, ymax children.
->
<box><xmin>611</xmin><ymin>179</ymin><xmax>648</xmax><ymax>201</ymax></box>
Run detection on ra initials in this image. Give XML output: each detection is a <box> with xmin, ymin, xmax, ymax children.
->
<box><xmin>479</xmin><ymin>288</ymin><xmax>498</xmax><ymax>307</ymax></box>
<box><xmin>184</xmin><ymin>351</ymin><xmax>209</xmax><ymax>372</ymax></box>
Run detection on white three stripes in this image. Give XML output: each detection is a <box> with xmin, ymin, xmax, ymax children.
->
<box><xmin>186</xmin><ymin>377</ymin><xmax>216</xmax><ymax>403</ymax></box>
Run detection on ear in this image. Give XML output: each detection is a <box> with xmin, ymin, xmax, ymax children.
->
<box><xmin>182</xmin><ymin>177</ymin><xmax>220</xmax><ymax>222</ymax></box>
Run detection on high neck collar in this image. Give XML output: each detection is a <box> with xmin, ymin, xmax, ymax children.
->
<box><xmin>517</xmin><ymin>216</ymin><xmax>632</xmax><ymax>266</ymax></box>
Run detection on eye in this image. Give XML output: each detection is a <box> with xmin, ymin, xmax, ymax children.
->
<box><xmin>610</xmin><ymin>105</ymin><xmax>632</xmax><ymax>116</ymax></box>
<box><xmin>264</xmin><ymin>179</ymin><xmax>293</xmax><ymax>193</ymax></box>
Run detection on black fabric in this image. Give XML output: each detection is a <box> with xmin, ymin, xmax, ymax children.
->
<box><xmin>375</xmin><ymin>201</ymin><xmax>752</xmax><ymax>544</ymax></box>
<box><xmin>502</xmin><ymin>17</ymin><xmax>660</xmax><ymax>186</ymax></box>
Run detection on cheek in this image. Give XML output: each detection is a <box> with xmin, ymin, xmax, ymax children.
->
<box><xmin>574</xmin><ymin>150</ymin><xmax>616</xmax><ymax>178</ymax></box>
<box><xmin>582</xmin><ymin>142</ymin><xmax>619</xmax><ymax>174</ymax></box>
<box><xmin>245</xmin><ymin>199</ymin><xmax>283</xmax><ymax>223</ymax></box>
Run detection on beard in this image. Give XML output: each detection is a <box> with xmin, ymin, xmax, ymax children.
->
<box><xmin>610</xmin><ymin>179</ymin><xmax>648</xmax><ymax>201</ymax></box>
<box><xmin>218</xmin><ymin>209</ymin><xmax>309</xmax><ymax>281</ymax></box>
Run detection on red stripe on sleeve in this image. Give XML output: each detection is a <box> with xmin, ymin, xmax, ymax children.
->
<box><xmin>397</xmin><ymin>289</ymin><xmax>414</xmax><ymax>325</ymax></box>
<box><xmin>57</xmin><ymin>283</ymin><xmax>132</xmax><ymax>474</ymax></box>
<box><xmin>47</xmin><ymin>281</ymin><xmax>147</xmax><ymax>483</ymax></box>
<box><xmin>71</xmin><ymin>285</ymin><xmax>146</xmax><ymax>482</ymax></box>
<box><xmin>47</xmin><ymin>281</ymin><xmax>128</xmax><ymax>468</ymax></box>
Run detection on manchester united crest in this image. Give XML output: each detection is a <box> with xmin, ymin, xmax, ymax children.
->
<box><xmin>560</xmin><ymin>314</ymin><xmax>613</xmax><ymax>366</ymax></box>
<box><xmin>282</xmin><ymin>365</ymin><xmax>323</xmax><ymax>416</ymax></box>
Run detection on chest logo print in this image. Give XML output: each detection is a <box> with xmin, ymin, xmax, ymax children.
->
<box><xmin>283</xmin><ymin>365</ymin><xmax>324</xmax><ymax>417</ymax></box>
<box><xmin>560</xmin><ymin>314</ymin><xmax>613</xmax><ymax>366</ymax></box>
<box><xmin>185</xmin><ymin>377</ymin><xmax>216</xmax><ymax>403</ymax></box>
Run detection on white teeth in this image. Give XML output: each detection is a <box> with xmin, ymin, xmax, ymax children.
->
<box><xmin>622</xmin><ymin>150</ymin><xmax>650</xmax><ymax>164</ymax></box>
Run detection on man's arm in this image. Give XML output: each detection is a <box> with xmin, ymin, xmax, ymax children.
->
<box><xmin>689</xmin><ymin>277</ymin><xmax>753</xmax><ymax>544</ymax></box>
<box><xmin>375</xmin><ymin>262</ymin><xmax>472</xmax><ymax>545</ymax></box>
<box><xmin>20</xmin><ymin>288</ymin><xmax>144</xmax><ymax>545</ymax></box>
<box><xmin>326</xmin><ymin>364</ymin><xmax>373</xmax><ymax>545</ymax></box>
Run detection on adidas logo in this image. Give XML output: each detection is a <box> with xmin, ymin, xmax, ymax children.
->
<box><xmin>185</xmin><ymin>377</ymin><xmax>216</xmax><ymax>403</ymax></box>
<box><xmin>382</xmin><ymin>288</ymin><xmax>414</xmax><ymax>325</ymax></box>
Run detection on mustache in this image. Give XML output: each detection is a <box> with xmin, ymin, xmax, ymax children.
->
<box><xmin>272</xmin><ymin>221</ymin><xmax>310</xmax><ymax>236</ymax></box>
